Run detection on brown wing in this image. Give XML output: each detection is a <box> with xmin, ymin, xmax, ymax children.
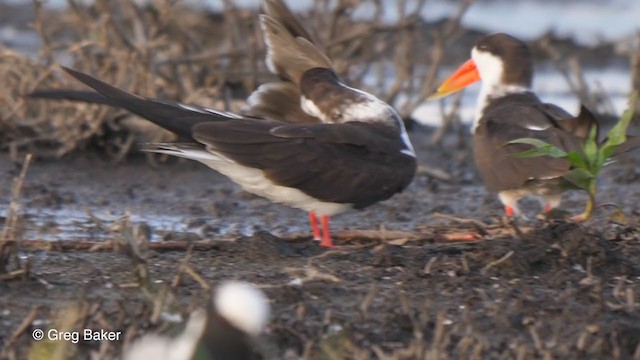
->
<box><xmin>243</xmin><ymin>82</ymin><xmax>320</xmax><ymax>124</ymax></box>
<box><xmin>262</xmin><ymin>0</ymin><xmax>317</xmax><ymax>43</ymax></box>
<box><xmin>474</xmin><ymin>93</ymin><xmax>586</xmax><ymax>192</ymax></box>
<box><xmin>193</xmin><ymin>120</ymin><xmax>416</xmax><ymax>208</ymax></box>
<box><xmin>260</xmin><ymin>14</ymin><xmax>331</xmax><ymax>86</ymax></box>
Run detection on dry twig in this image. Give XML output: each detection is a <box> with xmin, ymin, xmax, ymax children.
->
<box><xmin>0</xmin><ymin>153</ymin><xmax>32</xmax><ymax>274</ymax></box>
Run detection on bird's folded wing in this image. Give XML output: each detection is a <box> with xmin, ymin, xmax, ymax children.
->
<box><xmin>193</xmin><ymin>120</ymin><xmax>416</xmax><ymax>207</ymax></box>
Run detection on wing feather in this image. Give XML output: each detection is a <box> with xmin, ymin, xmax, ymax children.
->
<box><xmin>474</xmin><ymin>93</ymin><xmax>587</xmax><ymax>192</ymax></box>
<box><xmin>193</xmin><ymin>121</ymin><xmax>416</xmax><ymax>208</ymax></box>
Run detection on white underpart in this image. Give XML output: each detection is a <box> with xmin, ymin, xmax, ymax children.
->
<box><xmin>149</xmin><ymin>146</ymin><xmax>351</xmax><ymax>216</ymax></box>
<box><xmin>124</xmin><ymin>310</ymin><xmax>206</xmax><ymax>360</ymax></box>
<box><xmin>471</xmin><ymin>48</ymin><xmax>530</xmax><ymax>132</ymax></box>
<box><xmin>300</xmin><ymin>84</ymin><xmax>416</xmax><ymax>158</ymax></box>
<box><xmin>214</xmin><ymin>281</ymin><xmax>270</xmax><ymax>336</ymax></box>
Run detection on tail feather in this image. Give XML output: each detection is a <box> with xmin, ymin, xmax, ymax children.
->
<box><xmin>260</xmin><ymin>14</ymin><xmax>331</xmax><ymax>85</ymax></box>
<box><xmin>29</xmin><ymin>67</ymin><xmax>234</xmax><ymax>138</ymax></box>
<box><xmin>27</xmin><ymin>90</ymin><xmax>111</xmax><ymax>105</ymax></box>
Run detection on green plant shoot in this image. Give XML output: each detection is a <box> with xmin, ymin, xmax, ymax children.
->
<box><xmin>508</xmin><ymin>92</ymin><xmax>638</xmax><ymax>221</ymax></box>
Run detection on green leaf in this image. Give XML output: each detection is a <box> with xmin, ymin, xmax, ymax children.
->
<box><xmin>583</xmin><ymin>126</ymin><xmax>599</xmax><ymax>169</ymax></box>
<box><xmin>563</xmin><ymin>168</ymin><xmax>595</xmax><ymax>190</ymax></box>
<box><xmin>601</xmin><ymin>91</ymin><xmax>638</xmax><ymax>159</ymax></box>
<box><xmin>509</xmin><ymin>138</ymin><xmax>568</xmax><ymax>158</ymax></box>
<box><xmin>565</xmin><ymin>150</ymin><xmax>588</xmax><ymax>169</ymax></box>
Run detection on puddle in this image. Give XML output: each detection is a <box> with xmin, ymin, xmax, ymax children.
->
<box><xmin>3</xmin><ymin>205</ymin><xmax>264</xmax><ymax>242</ymax></box>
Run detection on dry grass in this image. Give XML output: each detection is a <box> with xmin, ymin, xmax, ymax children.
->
<box><xmin>0</xmin><ymin>0</ymin><xmax>473</xmax><ymax>160</ymax></box>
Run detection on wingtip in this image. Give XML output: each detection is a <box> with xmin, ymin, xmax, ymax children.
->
<box><xmin>24</xmin><ymin>66</ymin><xmax>78</xmax><ymax>99</ymax></box>
<box><xmin>59</xmin><ymin>65</ymin><xmax>78</xmax><ymax>77</ymax></box>
<box><xmin>59</xmin><ymin>66</ymin><xmax>92</xmax><ymax>84</ymax></box>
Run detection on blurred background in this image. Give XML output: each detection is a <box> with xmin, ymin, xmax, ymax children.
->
<box><xmin>2</xmin><ymin>5</ymin><xmax>640</xmax><ymax>359</ymax></box>
<box><xmin>0</xmin><ymin>0</ymin><xmax>639</xmax><ymax>159</ymax></box>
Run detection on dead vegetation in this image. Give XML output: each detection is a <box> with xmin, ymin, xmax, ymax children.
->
<box><xmin>1</xmin><ymin>1</ymin><xmax>632</xmax><ymax>156</ymax></box>
<box><xmin>0</xmin><ymin>0</ymin><xmax>473</xmax><ymax>160</ymax></box>
<box><xmin>2</xmin><ymin>217</ymin><xmax>640</xmax><ymax>359</ymax></box>
<box><xmin>1</xmin><ymin>1</ymin><xmax>640</xmax><ymax>359</ymax></box>
<box><xmin>0</xmin><ymin>154</ymin><xmax>31</xmax><ymax>280</ymax></box>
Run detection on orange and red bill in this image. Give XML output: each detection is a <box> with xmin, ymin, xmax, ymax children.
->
<box><xmin>429</xmin><ymin>59</ymin><xmax>481</xmax><ymax>100</ymax></box>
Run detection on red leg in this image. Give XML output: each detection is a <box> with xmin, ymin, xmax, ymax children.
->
<box><xmin>319</xmin><ymin>215</ymin><xmax>334</xmax><ymax>248</ymax></box>
<box><xmin>309</xmin><ymin>211</ymin><xmax>321</xmax><ymax>241</ymax></box>
<box><xmin>505</xmin><ymin>205</ymin><xmax>515</xmax><ymax>217</ymax></box>
<box><xmin>543</xmin><ymin>203</ymin><xmax>553</xmax><ymax>213</ymax></box>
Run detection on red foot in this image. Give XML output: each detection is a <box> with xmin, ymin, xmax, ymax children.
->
<box><xmin>543</xmin><ymin>204</ymin><xmax>553</xmax><ymax>213</ymax></box>
<box><xmin>461</xmin><ymin>233</ymin><xmax>480</xmax><ymax>241</ymax></box>
<box><xmin>309</xmin><ymin>211</ymin><xmax>322</xmax><ymax>241</ymax></box>
<box><xmin>319</xmin><ymin>215</ymin><xmax>334</xmax><ymax>248</ymax></box>
<box><xmin>505</xmin><ymin>205</ymin><xmax>515</xmax><ymax>217</ymax></box>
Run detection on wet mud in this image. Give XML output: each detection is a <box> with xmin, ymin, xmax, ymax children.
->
<box><xmin>2</xmin><ymin>127</ymin><xmax>640</xmax><ymax>359</ymax></box>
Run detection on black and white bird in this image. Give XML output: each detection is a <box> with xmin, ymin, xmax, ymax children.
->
<box><xmin>125</xmin><ymin>281</ymin><xmax>270</xmax><ymax>360</ymax></box>
<box><xmin>28</xmin><ymin>0</ymin><xmax>417</xmax><ymax>247</ymax></box>
<box><xmin>431</xmin><ymin>33</ymin><xmax>599</xmax><ymax>219</ymax></box>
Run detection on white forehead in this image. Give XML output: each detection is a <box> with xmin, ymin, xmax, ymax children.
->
<box><xmin>471</xmin><ymin>47</ymin><xmax>504</xmax><ymax>85</ymax></box>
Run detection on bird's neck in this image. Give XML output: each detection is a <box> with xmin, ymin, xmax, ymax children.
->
<box><xmin>473</xmin><ymin>81</ymin><xmax>531</xmax><ymax>132</ymax></box>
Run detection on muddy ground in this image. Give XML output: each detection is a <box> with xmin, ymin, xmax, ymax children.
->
<box><xmin>1</xmin><ymin>0</ymin><xmax>640</xmax><ymax>358</ymax></box>
<box><xmin>1</xmin><ymin>126</ymin><xmax>640</xmax><ymax>359</ymax></box>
